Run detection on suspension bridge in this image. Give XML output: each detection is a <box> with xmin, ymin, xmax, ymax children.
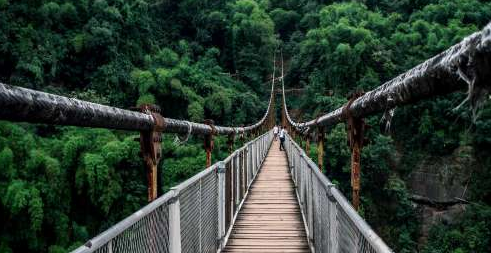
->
<box><xmin>0</xmin><ymin>22</ymin><xmax>490</xmax><ymax>253</ymax></box>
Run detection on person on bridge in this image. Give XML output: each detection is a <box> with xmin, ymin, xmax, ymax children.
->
<box><xmin>273</xmin><ymin>125</ymin><xmax>279</xmax><ymax>141</ymax></box>
<box><xmin>279</xmin><ymin>126</ymin><xmax>287</xmax><ymax>151</ymax></box>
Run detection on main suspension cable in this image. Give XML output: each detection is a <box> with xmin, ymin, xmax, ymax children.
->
<box><xmin>281</xmin><ymin>22</ymin><xmax>491</xmax><ymax>134</ymax></box>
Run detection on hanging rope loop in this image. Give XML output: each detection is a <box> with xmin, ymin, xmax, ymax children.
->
<box><xmin>173</xmin><ymin>121</ymin><xmax>192</xmax><ymax>145</ymax></box>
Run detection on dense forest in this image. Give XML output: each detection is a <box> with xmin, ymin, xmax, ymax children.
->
<box><xmin>0</xmin><ymin>0</ymin><xmax>490</xmax><ymax>252</ymax></box>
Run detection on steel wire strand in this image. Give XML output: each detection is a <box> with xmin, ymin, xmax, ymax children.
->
<box><xmin>281</xmin><ymin>22</ymin><xmax>491</xmax><ymax>132</ymax></box>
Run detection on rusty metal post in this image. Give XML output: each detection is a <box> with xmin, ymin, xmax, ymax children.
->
<box><xmin>239</xmin><ymin>129</ymin><xmax>245</xmax><ymax>143</ymax></box>
<box><xmin>271</xmin><ymin>104</ymin><xmax>275</xmax><ymax>129</ymax></box>
<box><xmin>281</xmin><ymin>104</ymin><xmax>286</xmax><ymax>128</ymax></box>
<box><xmin>227</xmin><ymin>133</ymin><xmax>235</xmax><ymax>154</ymax></box>
<box><xmin>270</xmin><ymin>111</ymin><xmax>275</xmax><ymax>129</ymax></box>
<box><xmin>204</xmin><ymin>119</ymin><xmax>216</xmax><ymax>168</ymax></box>
<box><xmin>139</xmin><ymin>104</ymin><xmax>164</xmax><ymax>202</ymax></box>
<box><xmin>204</xmin><ymin>134</ymin><xmax>213</xmax><ymax>167</ymax></box>
<box><xmin>305</xmin><ymin>134</ymin><xmax>311</xmax><ymax>156</ymax></box>
<box><xmin>345</xmin><ymin>91</ymin><xmax>366</xmax><ymax>211</ymax></box>
<box><xmin>317</xmin><ymin>127</ymin><xmax>324</xmax><ymax>173</ymax></box>
<box><xmin>347</xmin><ymin>117</ymin><xmax>364</xmax><ymax>211</ymax></box>
<box><xmin>270</xmin><ymin>88</ymin><xmax>275</xmax><ymax>129</ymax></box>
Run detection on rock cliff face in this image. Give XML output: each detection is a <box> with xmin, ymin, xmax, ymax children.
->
<box><xmin>407</xmin><ymin>146</ymin><xmax>475</xmax><ymax>245</ymax></box>
<box><xmin>416</xmin><ymin>204</ymin><xmax>467</xmax><ymax>246</ymax></box>
<box><xmin>409</xmin><ymin>164</ymin><xmax>468</xmax><ymax>203</ymax></box>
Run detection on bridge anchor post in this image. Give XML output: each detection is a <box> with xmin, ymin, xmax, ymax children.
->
<box><xmin>204</xmin><ymin>119</ymin><xmax>216</xmax><ymax>167</ymax></box>
<box><xmin>305</xmin><ymin>134</ymin><xmax>310</xmax><ymax>156</ymax></box>
<box><xmin>227</xmin><ymin>132</ymin><xmax>235</xmax><ymax>154</ymax></box>
<box><xmin>345</xmin><ymin>91</ymin><xmax>367</xmax><ymax>211</ymax></box>
<box><xmin>139</xmin><ymin>104</ymin><xmax>164</xmax><ymax>202</ymax></box>
<box><xmin>317</xmin><ymin>127</ymin><xmax>324</xmax><ymax>173</ymax></box>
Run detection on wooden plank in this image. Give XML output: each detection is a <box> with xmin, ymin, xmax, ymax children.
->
<box><xmin>223</xmin><ymin>141</ymin><xmax>310</xmax><ymax>253</ymax></box>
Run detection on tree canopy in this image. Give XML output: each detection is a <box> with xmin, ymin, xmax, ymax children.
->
<box><xmin>0</xmin><ymin>0</ymin><xmax>490</xmax><ymax>252</ymax></box>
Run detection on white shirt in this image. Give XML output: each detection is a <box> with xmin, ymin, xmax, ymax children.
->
<box><xmin>279</xmin><ymin>129</ymin><xmax>286</xmax><ymax>138</ymax></box>
<box><xmin>273</xmin><ymin>126</ymin><xmax>279</xmax><ymax>134</ymax></box>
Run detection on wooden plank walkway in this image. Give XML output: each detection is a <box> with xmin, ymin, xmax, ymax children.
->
<box><xmin>223</xmin><ymin>140</ymin><xmax>310</xmax><ymax>253</ymax></box>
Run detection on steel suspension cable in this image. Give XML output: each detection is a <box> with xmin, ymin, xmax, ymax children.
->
<box><xmin>0</xmin><ymin>75</ymin><xmax>276</xmax><ymax>135</ymax></box>
<box><xmin>282</xmin><ymin>22</ymin><xmax>491</xmax><ymax>133</ymax></box>
<box><xmin>0</xmin><ymin>55</ymin><xmax>277</xmax><ymax>203</ymax></box>
<box><xmin>280</xmin><ymin>50</ymin><xmax>308</xmax><ymax>134</ymax></box>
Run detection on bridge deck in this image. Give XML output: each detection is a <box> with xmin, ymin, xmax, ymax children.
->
<box><xmin>223</xmin><ymin>140</ymin><xmax>310</xmax><ymax>253</ymax></box>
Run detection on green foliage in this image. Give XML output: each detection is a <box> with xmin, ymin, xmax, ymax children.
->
<box><xmin>155</xmin><ymin>48</ymin><xmax>179</xmax><ymax>67</ymax></box>
<box><xmin>423</xmin><ymin>205</ymin><xmax>491</xmax><ymax>253</ymax></box>
<box><xmin>1</xmin><ymin>0</ymin><xmax>491</xmax><ymax>252</ymax></box>
<box><xmin>326</xmin><ymin>124</ymin><xmax>350</xmax><ymax>174</ymax></box>
<box><xmin>205</xmin><ymin>91</ymin><xmax>232</xmax><ymax>119</ymax></box>
<box><xmin>136</xmin><ymin>94</ymin><xmax>155</xmax><ymax>106</ymax></box>
<box><xmin>270</xmin><ymin>8</ymin><xmax>300</xmax><ymax>39</ymax></box>
<box><xmin>0</xmin><ymin>0</ymin><xmax>8</xmax><ymax>9</ymax></box>
<box><xmin>188</xmin><ymin>101</ymin><xmax>204</xmax><ymax>122</ymax></box>
<box><xmin>3</xmin><ymin>180</ymin><xmax>44</xmax><ymax>234</ymax></box>
<box><xmin>229</xmin><ymin>0</ymin><xmax>278</xmax><ymax>91</ymax></box>
<box><xmin>130</xmin><ymin>69</ymin><xmax>155</xmax><ymax>95</ymax></box>
<box><xmin>0</xmin><ymin>147</ymin><xmax>14</xmax><ymax>180</ymax></box>
<box><xmin>0</xmin><ymin>125</ymin><xmax>150</xmax><ymax>252</ymax></box>
<box><xmin>291</xmin><ymin>1</ymin><xmax>396</xmax><ymax>98</ymax></box>
<box><xmin>1</xmin><ymin>0</ymin><xmax>265</xmax><ymax>250</ymax></box>
<box><xmin>284</xmin><ymin>0</ymin><xmax>491</xmax><ymax>251</ymax></box>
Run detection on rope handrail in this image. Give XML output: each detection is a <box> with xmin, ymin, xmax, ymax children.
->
<box><xmin>282</xmin><ymin>22</ymin><xmax>491</xmax><ymax>132</ymax></box>
<box><xmin>0</xmin><ymin>75</ymin><xmax>276</xmax><ymax>135</ymax></box>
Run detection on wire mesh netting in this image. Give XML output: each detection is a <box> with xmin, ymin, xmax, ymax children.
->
<box><xmin>285</xmin><ymin>135</ymin><xmax>393</xmax><ymax>253</ymax></box>
<box><xmin>337</xmin><ymin>206</ymin><xmax>360</xmax><ymax>252</ymax></box>
<box><xmin>200</xmin><ymin>171</ymin><xmax>219</xmax><ymax>253</ymax></box>
<box><xmin>90</xmin><ymin>202</ymin><xmax>170</xmax><ymax>253</ymax></box>
<box><xmin>71</xmin><ymin>131</ymin><xmax>273</xmax><ymax>253</ymax></box>
<box><xmin>179</xmin><ymin>179</ymin><xmax>201</xmax><ymax>252</ymax></box>
<box><xmin>70</xmin><ymin>130</ymin><xmax>389</xmax><ymax>253</ymax></box>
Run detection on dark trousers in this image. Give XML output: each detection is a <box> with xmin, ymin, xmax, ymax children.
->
<box><xmin>279</xmin><ymin>137</ymin><xmax>285</xmax><ymax>150</ymax></box>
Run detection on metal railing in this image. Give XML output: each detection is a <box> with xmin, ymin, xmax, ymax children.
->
<box><xmin>284</xmin><ymin>134</ymin><xmax>393</xmax><ymax>253</ymax></box>
<box><xmin>71</xmin><ymin>131</ymin><xmax>273</xmax><ymax>253</ymax></box>
<box><xmin>280</xmin><ymin>22</ymin><xmax>491</xmax><ymax>212</ymax></box>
